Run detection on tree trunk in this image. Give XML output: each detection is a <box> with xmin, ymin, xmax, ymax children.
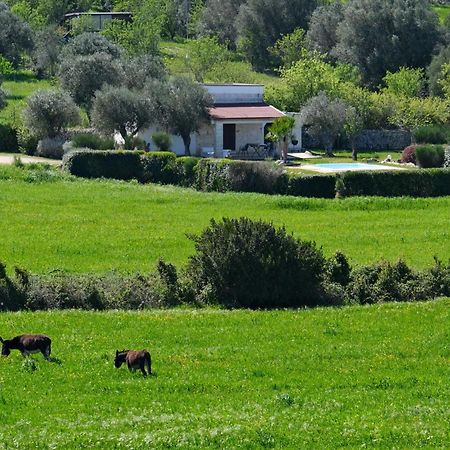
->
<box><xmin>183</xmin><ymin>134</ymin><xmax>191</xmax><ymax>156</ymax></box>
<box><xmin>351</xmin><ymin>141</ymin><xmax>358</xmax><ymax>161</ymax></box>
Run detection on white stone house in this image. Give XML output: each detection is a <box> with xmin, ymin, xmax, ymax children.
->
<box><xmin>139</xmin><ymin>83</ymin><xmax>292</xmax><ymax>157</ymax></box>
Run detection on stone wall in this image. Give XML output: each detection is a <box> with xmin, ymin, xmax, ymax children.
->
<box><xmin>302</xmin><ymin>129</ymin><xmax>412</xmax><ymax>151</ymax></box>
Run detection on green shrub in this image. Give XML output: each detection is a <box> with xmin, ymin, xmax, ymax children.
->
<box><xmin>24</xmin><ymin>260</ymin><xmax>181</xmax><ymax>310</ymax></box>
<box><xmin>0</xmin><ymin>263</ymin><xmax>25</xmax><ymax>311</ymax></box>
<box><xmin>175</xmin><ymin>156</ymin><xmax>201</xmax><ymax>186</ymax></box>
<box><xmin>152</xmin><ymin>132</ymin><xmax>172</xmax><ymax>151</ymax></box>
<box><xmin>413</xmin><ymin>124</ymin><xmax>450</xmax><ymax>144</ymax></box>
<box><xmin>71</xmin><ymin>133</ymin><xmax>114</xmax><ymax>150</ymax></box>
<box><xmin>124</xmin><ymin>135</ymin><xmax>145</xmax><ymax>150</ymax></box>
<box><xmin>194</xmin><ymin>159</ymin><xmax>286</xmax><ymax>194</ymax></box>
<box><xmin>345</xmin><ymin>259</ymin><xmax>446</xmax><ymax>304</ymax></box>
<box><xmin>0</xmin><ymin>124</ymin><xmax>19</xmax><ymax>153</ymax></box>
<box><xmin>62</xmin><ymin>150</ymin><xmax>143</xmax><ymax>180</ymax></box>
<box><xmin>17</xmin><ymin>127</ymin><xmax>38</xmax><ymax>155</ymax></box>
<box><xmin>194</xmin><ymin>159</ymin><xmax>232</xmax><ymax>192</ymax></box>
<box><xmin>287</xmin><ymin>174</ymin><xmax>336</xmax><ymax>198</ymax></box>
<box><xmin>336</xmin><ymin>169</ymin><xmax>450</xmax><ymax>197</ymax></box>
<box><xmin>140</xmin><ymin>151</ymin><xmax>178</xmax><ymax>184</ymax></box>
<box><xmin>187</xmin><ymin>217</ymin><xmax>326</xmax><ymax>308</ymax></box>
<box><xmin>415</xmin><ymin>144</ymin><xmax>445</xmax><ymax>168</ymax></box>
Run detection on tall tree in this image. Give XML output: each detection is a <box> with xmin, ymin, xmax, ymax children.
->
<box><xmin>23</xmin><ymin>89</ymin><xmax>80</xmax><ymax>139</ymax></box>
<box><xmin>198</xmin><ymin>0</ymin><xmax>244</xmax><ymax>47</ymax></box>
<box><xmin>0</xmin><ymin>2</ymin><xmax>33</xmax><ymax>67</ymax></box>
<box><xmin>300</xmin><ymin>92</ymin><xmax>347</xmax><ymax>156</ymax></box>
<box><xmin>334</xmin><ymin>0</ymin><xmax>442</xmax><ymax>88</ymax></box>
<box><xmin>59</xmin><ymin>52</ymin><xmax>124</xmax><ymax>111</ymax></box>
<box><xmin>305</xmin><ymin>1</ymin><xmax>344</xmax><ymax>58</ymax></box>
<box><xmin>157</xmin><ymin>77</ymin><xmax>212</xmax><ymax>155</ymax></box>
<box><xmin>236</xmin><ymin>0</ymin><xmax>320</xmax><ymax>71</ymax></box>
<box><xmin>91</xmin><ymin>85</ymin><xmax>153</xmax><ymax>139</ymax></box>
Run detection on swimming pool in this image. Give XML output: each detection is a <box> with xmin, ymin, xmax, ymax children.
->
<box><xmin>300</xmin><ymin>163</ymin><xmax>404</xmax><ymax>173</ymax></box>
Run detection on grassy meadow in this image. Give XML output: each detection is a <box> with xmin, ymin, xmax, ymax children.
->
<box><xmin>0</xmin><ymin>170</ymin><xmax>449</xmax><ymax>273</ymax></box>
<box><xmin>0</xmin><ymin>72</ymin><xmax>52</xmax><ymax>126</ymax></box>
<box><xmin>0</xmin><ymin>299</ymin><xmax>449</xmax><ymax>448</ymax></box>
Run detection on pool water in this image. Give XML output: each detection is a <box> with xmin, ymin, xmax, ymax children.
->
<box><xmin>310</xmin><ymin>163</ymin><xmax>401</xmax><ymax>172</ymax></box>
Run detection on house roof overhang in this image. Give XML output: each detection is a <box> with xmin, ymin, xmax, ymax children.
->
<box><xmin>208</xmin><ymin>103</ymin><xmax>285</xmax><ymax>121</ymax></box>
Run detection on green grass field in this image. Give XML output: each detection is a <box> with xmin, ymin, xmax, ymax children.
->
<box><xmin>0</xmin><ymin>171</ymin><xmax>449</xmax><ymax>274</ymax></box>
<box><xmin>0</xmin><ymin>72</ymin><xmax>52</xmax><ymax>127</ymax></box>
<box><xmin>0</xmin><ymin>300</ymin><xmax>448</xmax><ymax>448</ymax></box>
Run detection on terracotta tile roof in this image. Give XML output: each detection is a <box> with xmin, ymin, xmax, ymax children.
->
<box><xmin>209</xmin><ymin>103</ymin><xmax>285</xmax><ymax>120</ymax></box>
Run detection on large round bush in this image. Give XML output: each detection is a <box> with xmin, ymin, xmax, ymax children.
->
<box><xmin>188</xmin><ymin>217</ymin><xmax>325</xmax><ymax>308</ymax></box>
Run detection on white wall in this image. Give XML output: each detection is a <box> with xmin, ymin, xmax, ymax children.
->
<box><xmin>204</xmin><ymin>84</ymin><xmax>264</xmax><ymax>104</ymax></box>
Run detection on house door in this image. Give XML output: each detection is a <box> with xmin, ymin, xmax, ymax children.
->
<box><xmin>223</xmin><ymin>124</ymin><xmax>236</xmax><ymax>150</ymax></box>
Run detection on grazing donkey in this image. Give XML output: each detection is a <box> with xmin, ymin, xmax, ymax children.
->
<box><xmin>115</xmin><ymin>349</ymin><xmax>152</xmax><ymax>376</ymax></box>
<box><xmin>0</xmin><ymin>334</ymin><xmax>52</xmax><ymax>360</ymax></box>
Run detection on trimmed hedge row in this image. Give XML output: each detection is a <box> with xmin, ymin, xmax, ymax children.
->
<box><xmin>336</xmin><ymin>168</ymin><xmax>450</xmax><ymax>197</ymax></box>
<box><xmin>63</xmin><ymin>150</ymin><xmax>450</xmax><ymax>198</ymax></box>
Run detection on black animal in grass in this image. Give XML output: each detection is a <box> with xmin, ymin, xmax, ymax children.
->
<box><xmin>115</xmin><ymin>349</ymin><xmax>152</xmax><ymax>377</ymax></box>
<box><xmin>0</xmin><ymin>334</ymin><xmax>51</xmax><ymax>360</ymax></box>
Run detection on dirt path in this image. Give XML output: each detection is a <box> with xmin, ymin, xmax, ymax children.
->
<box><xmin>0</xmin><ymin>154</ymin><xmax>60</xmax><ymax>166</ymax></box>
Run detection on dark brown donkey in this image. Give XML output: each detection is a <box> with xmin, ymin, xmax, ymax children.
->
<box><xmin>115</xmin><ymin>349</ymin><xmax>152</xmax><ymax>376</ymax></box>
<box><xmin>0</xmin><ymin>334</ymin><xmax>52</xmax><ymax>360</ymax></box>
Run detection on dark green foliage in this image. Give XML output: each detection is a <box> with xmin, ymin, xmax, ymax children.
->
<box><xmin>71</xmin><ymin>133</ymin><xmax>114</xmax><ymax>150</ymax></box>
<box><xmin>140</xmin><ymin>151</ymin><xmax>178</xmax><ymax>184</ymax></box>
<box><xmin>123</xmin><ymin>54</ymin><xmax>167</xmax><ymax>90</ymax></box>
<box><xmin>187</xmin><ymin>217</ymin><xmax>326</xmax><ymax>308</ymax></box>
<box><xmin>60</xmin><ymin>32</ymin><xmax>121</xmax><ymax>59</ymax></box>
<box><xmin>326</xmin><ymin>251</ymin><xmax>351</xmax><ymax>286</ymax></box>
<box><xmin>23</xmin><ymin>264</ymin><xmax>182</xmax><ymax>311</ymax></box>
<box><xmin>59</xmin><ymin>53</ymin><xmax>124</xmax><ymax>110</ymax></box>
<box><xmin>0</xmin><ymin>2</ymin><xmax>33</xmax><ymax>67</ymax></box>
<box><xmin>334</xmin><ymin>0</ymin><xmax>442</xmax><ymax>88</ymax></box>
<box><xmin>62</xmin><ymin>150</ymin><xmax>143</xmax><ymax>181</ymax></box>
<box><xmin>91</xmin><ymin>85</ymin><xmax>153</xmax><ymax>138</ymax></box>
<box><xmin>415</xmin><ymin>144</ymin><xmax>445</xmax><ymax>168</ymax></box>
<box><xmin>124</xmin><ymin>135</ymin><xmax>145</xmax><ymax>150</ymax></box>
<box><xmin>236</xmin><ymin>0</ymin><xmax>320</xmax><ymax>70</ymax></box>
<box><xmin>152</xmin><ymin>132</ymin><xmax>171</xmax><ymax>151</ymax></box>
<box><xmin>0</xmin><ymin>124</ymin><xmax>19</xmax><ymax>152</ymax></box>
<box><xmin>174</xmin><ymin>156</ymin><xmax>201</xmax><ymax>186</ymax></box>
<box><xmin>0</xmin><ymin>262</ymin><xmax>25</xmax><ymax>311</ymax></box>
<box><xmin>345</xmin><ymin>259</ymin><xmax>447</xmax><ymax>304</ymax></box>
<box><xmin>336</xmin><ymin>168</ymin><xmax>450</xmax><ymax>197</ymax></box>
<box><xmin>413</xmin><ymin>124</ymin><xmax>450</xmax><ymax>144</ymax></box>
<box><xmin>286</xmin><ymin>174</ymin><xmax>336</xmax><ymax>198</ymax></box>
<box><xmin>427</xmin><ymin>44</ymin><xmax>450</xmax><ymax>96</ymax></box>
<box><xmin>194</xmin><ymin>159</ymin><xmax>287</xmax><ymax>194</ymax></box>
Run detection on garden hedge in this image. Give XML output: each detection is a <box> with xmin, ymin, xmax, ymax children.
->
<box><xmin>336</xmin><ymin>168</ymin><xmax>450</xmax><ymax>197</ymax></box>
<box><xmin>63</xmin><ymin>150</ymin><xmax>450</xmax><ymax>198</ymax></box>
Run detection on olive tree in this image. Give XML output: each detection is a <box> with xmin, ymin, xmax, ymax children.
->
<box><xmin>33</xmin><ymin>25</ymin><xmax>64</xmax><ymax>78</ymax></box>
<box><xmin>300</xmin><ymin>92</ymin><xmax>347</xmax><ymax>156</ymax></box>
<box><xmin>91</xmin><ymin>85</ymin><xmax>153</xmax><ymax>139</ymax></box>
<box><xmin>123</xmin><ymin>54</ymin><xmax>167</xmax><ymax>90</ymax></box>
<box><xmin>334</xmin><ymin>0</ymin><xmax>441</xmax><ymax>88</ymax></box>
<box><xmin>60</xmin><ymin>32</ymin><xmax>121</xmax><ymax>60</ymax></box>
<box><xmin>0</xmin><ymin>2</ymin><xmax>33</xmax><ymax>67</ymax></box>
<box><xmin>59</xmin><ymin>53</ymin><xmax>124</xmax><ymax>111</ymax></box>
<box><xmin>157</xmin><ymin>77</ymin><xmax>212</xmax><ymax>155</ymax></box>
<box><xmin>236</xmin><ymin>0</ymin><xmax>320</xmax><ymax>71</ymax></box>
<box><xmin>23</xmin><ymin>89</ymin><xmax>80</xmax><ymax>139</ymax></box>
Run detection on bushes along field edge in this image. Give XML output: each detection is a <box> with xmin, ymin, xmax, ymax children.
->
<box><xmin>1</xmin><ymin>218</ymin><xmax>449</xmax><ymax>311</ymax></box>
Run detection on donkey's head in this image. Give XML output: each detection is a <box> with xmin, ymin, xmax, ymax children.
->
<box><xmin>0</xmin><ymin>337</ymin><xmax>11</xmax><ymax>357</ymax></box>
<box><xmin>114</xmin><ymin>350</ymin><xmax>128</xmax><ymax>368</ymax></box>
